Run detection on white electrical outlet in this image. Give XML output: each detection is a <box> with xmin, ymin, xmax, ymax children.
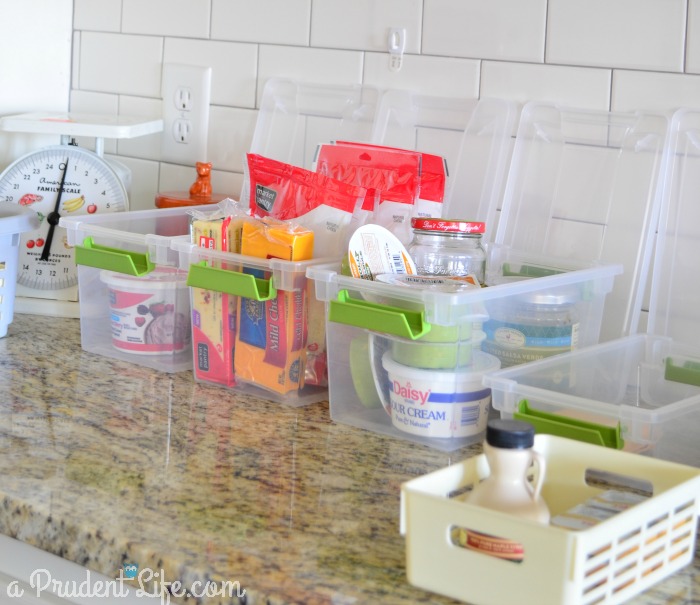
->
<box><xmin>161</xmin><ymin>63</ymin><xmax>212</xmax><ymax>165</ymax></box>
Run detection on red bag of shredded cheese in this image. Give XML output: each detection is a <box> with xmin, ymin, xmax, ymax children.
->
<box><xmin>314</xmin><ymin>142</ymin><xmax>422</xmax><ymax>244</ymax></box>
<box><xmin>333</xmin><ymin>140</ymin><xmax>447</xmax><ymax>219</ymax></box>
<box><xmin>244</xmin><ymin>153</ymin><xmax>368</xmax><ymax>258</ymax></box>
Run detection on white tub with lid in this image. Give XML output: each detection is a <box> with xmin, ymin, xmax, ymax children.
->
<box><xmin>381</xmin><ymin>350</ymin><xmax>500</xmax><ymax>440</ymax></box>
<box><xmin>101</xmin><ymin>266</ymin><xmax>190</xmax><ymax>355</ymax></box>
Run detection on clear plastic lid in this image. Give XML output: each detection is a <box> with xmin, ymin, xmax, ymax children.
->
<box><xmin>495</xmin><ymin>103</ymin><xmax>669</xmax><ymax>340</ymax></box>
<box><xmin>250</xmin><ymin>78</ymin><xmax>380</xmax><ymax>170</ymax></box>
<box><xmin>646</xmin><ymin>108</ymin><xmax>700</xmax><ymax>346</ymax></box>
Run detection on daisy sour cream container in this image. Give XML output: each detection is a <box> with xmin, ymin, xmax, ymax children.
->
<box><xmin>381</xmin><ymin>350</ymin><xmax>500</xmax><ymax>440</ymax></box>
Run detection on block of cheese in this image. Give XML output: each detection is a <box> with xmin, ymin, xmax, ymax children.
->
<box><xmin>190</xmin><ymin>216</ymin><xmax>245</xmax><ymax>387</ymax></box>
<box><xmin>234</xmin><ymin>220</ymin><xmax>314</xmax><ymax>394</ymax></box>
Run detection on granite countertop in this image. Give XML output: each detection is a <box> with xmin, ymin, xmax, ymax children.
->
<box><xmin>0</xmin><ymin>314</ymin><xmax>698</xmax><ymax>605</ymax></box>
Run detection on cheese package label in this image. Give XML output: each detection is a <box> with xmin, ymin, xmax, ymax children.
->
<box><xmin>190</xmin><ymin>217</ymin><xmax>245</xmax><ymax>387</ymax></box>
<box><xmin>234</xmin><ymin>220</ymin><xmax>314</xmax><ymax>394</ymax></box>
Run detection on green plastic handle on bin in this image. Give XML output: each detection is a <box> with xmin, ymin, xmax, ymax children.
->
<box><xmin>664</xmin><ymin>357</ymin><xmax>700</xmax><ymax>387</ymax></box>
<box><xmin>502</xmin><ymin>263</ymin><xmax>564</xmax><ymax>278</ymax></box>
<box><xmin>186</xmin><ymin>260</ymin><xmax>276</xmax><ymax>301</ymax></box>
<box><xmin>514</xmin><ymin>400</ymin><xmax>624</xmax><ymax>449</ymax></box>
<box><xmin>75</xmin><ymin>236</ymin><xmax>155</xmax><ymax>276</ymax></box>
<box><xmin>328</xmin><ymin>289</ymin><xmax>431</xmax><ymax>340</ymax></box>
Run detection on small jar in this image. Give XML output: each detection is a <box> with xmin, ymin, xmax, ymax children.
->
<box><xmin>407</xmin><ymin>218</ymin><xmax>486</xmax><ymax>284</ymax></box>
<box><xmin>482</xmin><ymin>289</ymin><xmax>580</xmax><ymax>369</ymax></box>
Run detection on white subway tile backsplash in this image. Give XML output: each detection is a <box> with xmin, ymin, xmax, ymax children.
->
<box><xmin>481</xmin><ymin>62</ymin><xmax>612</xmax><ymax>111</ymax></box>
<box><xmin>547</xmin><ymin>0</ymin><xmax>686</xmax><ymax>72</ymax></box>
<box><xmin>612</xmin><ymin>70</ymin><xmax>700</xmax><ymax>112</ymax></box>
<box><xmin>212</xmin><ymin>0</ymin><xmax>311</xmax><ymax>45</ymax></box>
<box><xmin>117</xmin><ymin>96</ymin><xmax>163</xmax><ymax>162</ymax></box>
<box><xmin>686</xmin><ymin>0</ymin><xmax>700</xmax><ymax>73</ymax></box>
<box><xmin>310</xmin><ymin>0</ymin><xmax>422</xmax><ymax>52</ymax></box>
<box><xmin>69</xmin><ymin>90</ymin><xmax>120</xmax><ymax>154</ymax></box>
<box><xmin>1</xmin><ymin>0</ymin><xmax>72</xmax><ymax>114</ymax></box>
<box><xmin>212</xmin><ymin>170</ymin><xmax>244</xmax><ymax>200</ymax></box>
<box><xmin>163</xmin><ymin>38</ymin><xmax>258</xmax><ymax>108</ymax></box>
<box><xmin>79</xmin><ymin>32</ymin><xmax>163</xmax><ymax>97</ymax></box>
<box><xmin>158</xmin><ymin>162</ymin><xmax>200</xmax><ymax>192</ymax></box>
<box><xmin>72</xmin><ymin>32</ymin><xmax>81</xmax><ymax>91</ymax></box>
<box><xmin>363</xmin><ymin>53</ymin><xmax>479</xmax><ymax>98</ymax></box>
<box><xmin>122</xmin><ymin>0</ymin><xmax>211</xmax><ymax>38</ymax></box>
<box><xmin>257</xmin><ymin>46</ymin><xmax>363</xmax><ymax>105</ymax></box>
<box><xmin>423</xmin><ymin>0</ymin><xmax>546</xmax><ymax>62</ymax></box>
<box><xmin>73</xmin><ymin>0</ymin><xmax>121</xmax><ymax>32</ymax></box>
<box><xmin>115</xmin><ymin>156</ymin><xmax>161</xmax><ymax>211</ymax></box>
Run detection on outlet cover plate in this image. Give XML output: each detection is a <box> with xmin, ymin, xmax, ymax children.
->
<box><xmin>161</xmin><ymin>63</ymin><xmax>211</xmax><ymax>165</ymax></box>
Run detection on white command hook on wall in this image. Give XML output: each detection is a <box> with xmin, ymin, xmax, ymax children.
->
<box><xmin>388</xmin><ymin>27</ymin><xmax>407</xmax><ymax>72</ymax></box>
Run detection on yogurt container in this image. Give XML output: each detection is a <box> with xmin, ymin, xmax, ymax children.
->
<box><xmin>101</xmin><ymin>267</ymin><xmax>191</xmax><ymax>355</ymax></box>
<box><xmin>382</xmin><ymin>350</ymin><xmax>501</xmax><ymax>440</ymax></box>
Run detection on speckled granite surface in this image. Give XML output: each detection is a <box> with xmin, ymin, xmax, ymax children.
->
<box><xmin>0</xmin><ymin>314</ymin><xmax>698</xmax><ymax>604</ymax></box>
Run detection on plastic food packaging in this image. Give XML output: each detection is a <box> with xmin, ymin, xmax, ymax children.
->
<box><xmin>244</xmin><ymin>153</ymin><xmax>367</xmax><ymax>258</ymax></box>
<box><xmin>315</xmin><ymin>142</ymin><xmax>422</xmax><ymax>244</ymax></box>
<box><xmin>101</xmin><ymin>267</ymin><xmax>191</xmax><ymax>355</ymax></box>
<box><xmin>334</xmin><ymin>140</ymin><xmax>447</xmax><ymax>219</ymax></box>
<box><xmin>346</xmin><ymin>224</ymin><xmax>416</xmax><ymax>280</ymax></box>
<box><xmin>234</xmin><ymin>217</ymin><xmax>314</xmax><ymax>395</ymax></box>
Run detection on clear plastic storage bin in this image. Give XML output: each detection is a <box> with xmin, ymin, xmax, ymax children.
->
<box><xmin>308</xmin><ymin>102</ymin><xmax>669</xmax><ymax>452</ymax></box>
<box><xmin>484</xmin><ymin>107</ymin><xmax>700</xmax><ymax>467</ymax></box>
<box><xmin>172</xmin><ymin>236</ymin><xmax>331</xmax><ymax>407</ymax></box>
<box><xmin>0</xmin><ymin>202</ymin><xmax>39</xmax><ymax>337</ymax></box>
<box><xmin>60</xmin><ymin>207</ymin><xmax>194</xmax><ymax>373</ymax></box>
<box><xmin>401</xmin><ymin>435</ymin><xmax>700</xmax><ymax>605</ymax></box>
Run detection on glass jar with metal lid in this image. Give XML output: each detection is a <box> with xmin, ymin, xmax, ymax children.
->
<box><xmin>482</xmin><ymin>288</ymin><xmax>580</xmax><ymax>369</ymax></box>
<box><xmin>407</xmin><ymin>218</ymin><xmax>486</xmax><ymax>284</ymax></box>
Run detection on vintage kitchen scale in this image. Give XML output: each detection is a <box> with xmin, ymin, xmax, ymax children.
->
<box><xmin>0</xmin><ymin>112</ymin><xmax>162</xmax><ymax>317</ymax></box>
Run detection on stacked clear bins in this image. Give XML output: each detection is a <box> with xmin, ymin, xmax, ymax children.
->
<box><xmin>308</xmin><ymin>102</ymin><xmax>670</xmax><ymax>452</ymax></box>
<box><xmin>60</xmin><ymin>207</ymin><xmax>194</xmax><ymax>373</ymax></box>
<box><xmin>484</xmin><ymin>107</ymin><xmax>700</xmax><ymax>467</ymax></box>
<box><xmin>401</xmin><ymin>435</ymin><xmax>700</xmax><ymax>605</ymax></box>
<box><xmin>0</xmin><ymin>202</ymin><xmax>39</xmax><ymax>337</ymax></box>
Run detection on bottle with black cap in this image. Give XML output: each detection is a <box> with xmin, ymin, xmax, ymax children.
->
<box><xmin>467</xmin><ymin>419</ymin><xmax>550</xmax><ymax>523</ymax></box>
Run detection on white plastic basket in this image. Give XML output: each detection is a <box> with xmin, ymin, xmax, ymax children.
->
<box><xmin>0</xmin><ymin>202</ymin><xmax>39</xmax><ymax>337</ymax></box>
<box><xmin>401</xmin><ymin>435</ymin><xmax>700</xmax><ymax>605</ymax></box>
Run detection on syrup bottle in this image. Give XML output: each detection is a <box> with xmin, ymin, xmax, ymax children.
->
<box><xmin>467</xmin><ymin>419</ymin><xmax>550</xmax><ymax>523</ymax></box>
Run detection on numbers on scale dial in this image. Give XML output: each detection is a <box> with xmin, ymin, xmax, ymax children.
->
<box><xmin>0</xmin><ymin>145</ymin><xmax>128</xmax><ymax>291</ymax></box>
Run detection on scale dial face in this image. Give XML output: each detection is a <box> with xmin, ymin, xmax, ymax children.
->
<box><xmin>0</xmin><ymin>144</ymin><xmax>128</xmax><ymax>294</ymax></box>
